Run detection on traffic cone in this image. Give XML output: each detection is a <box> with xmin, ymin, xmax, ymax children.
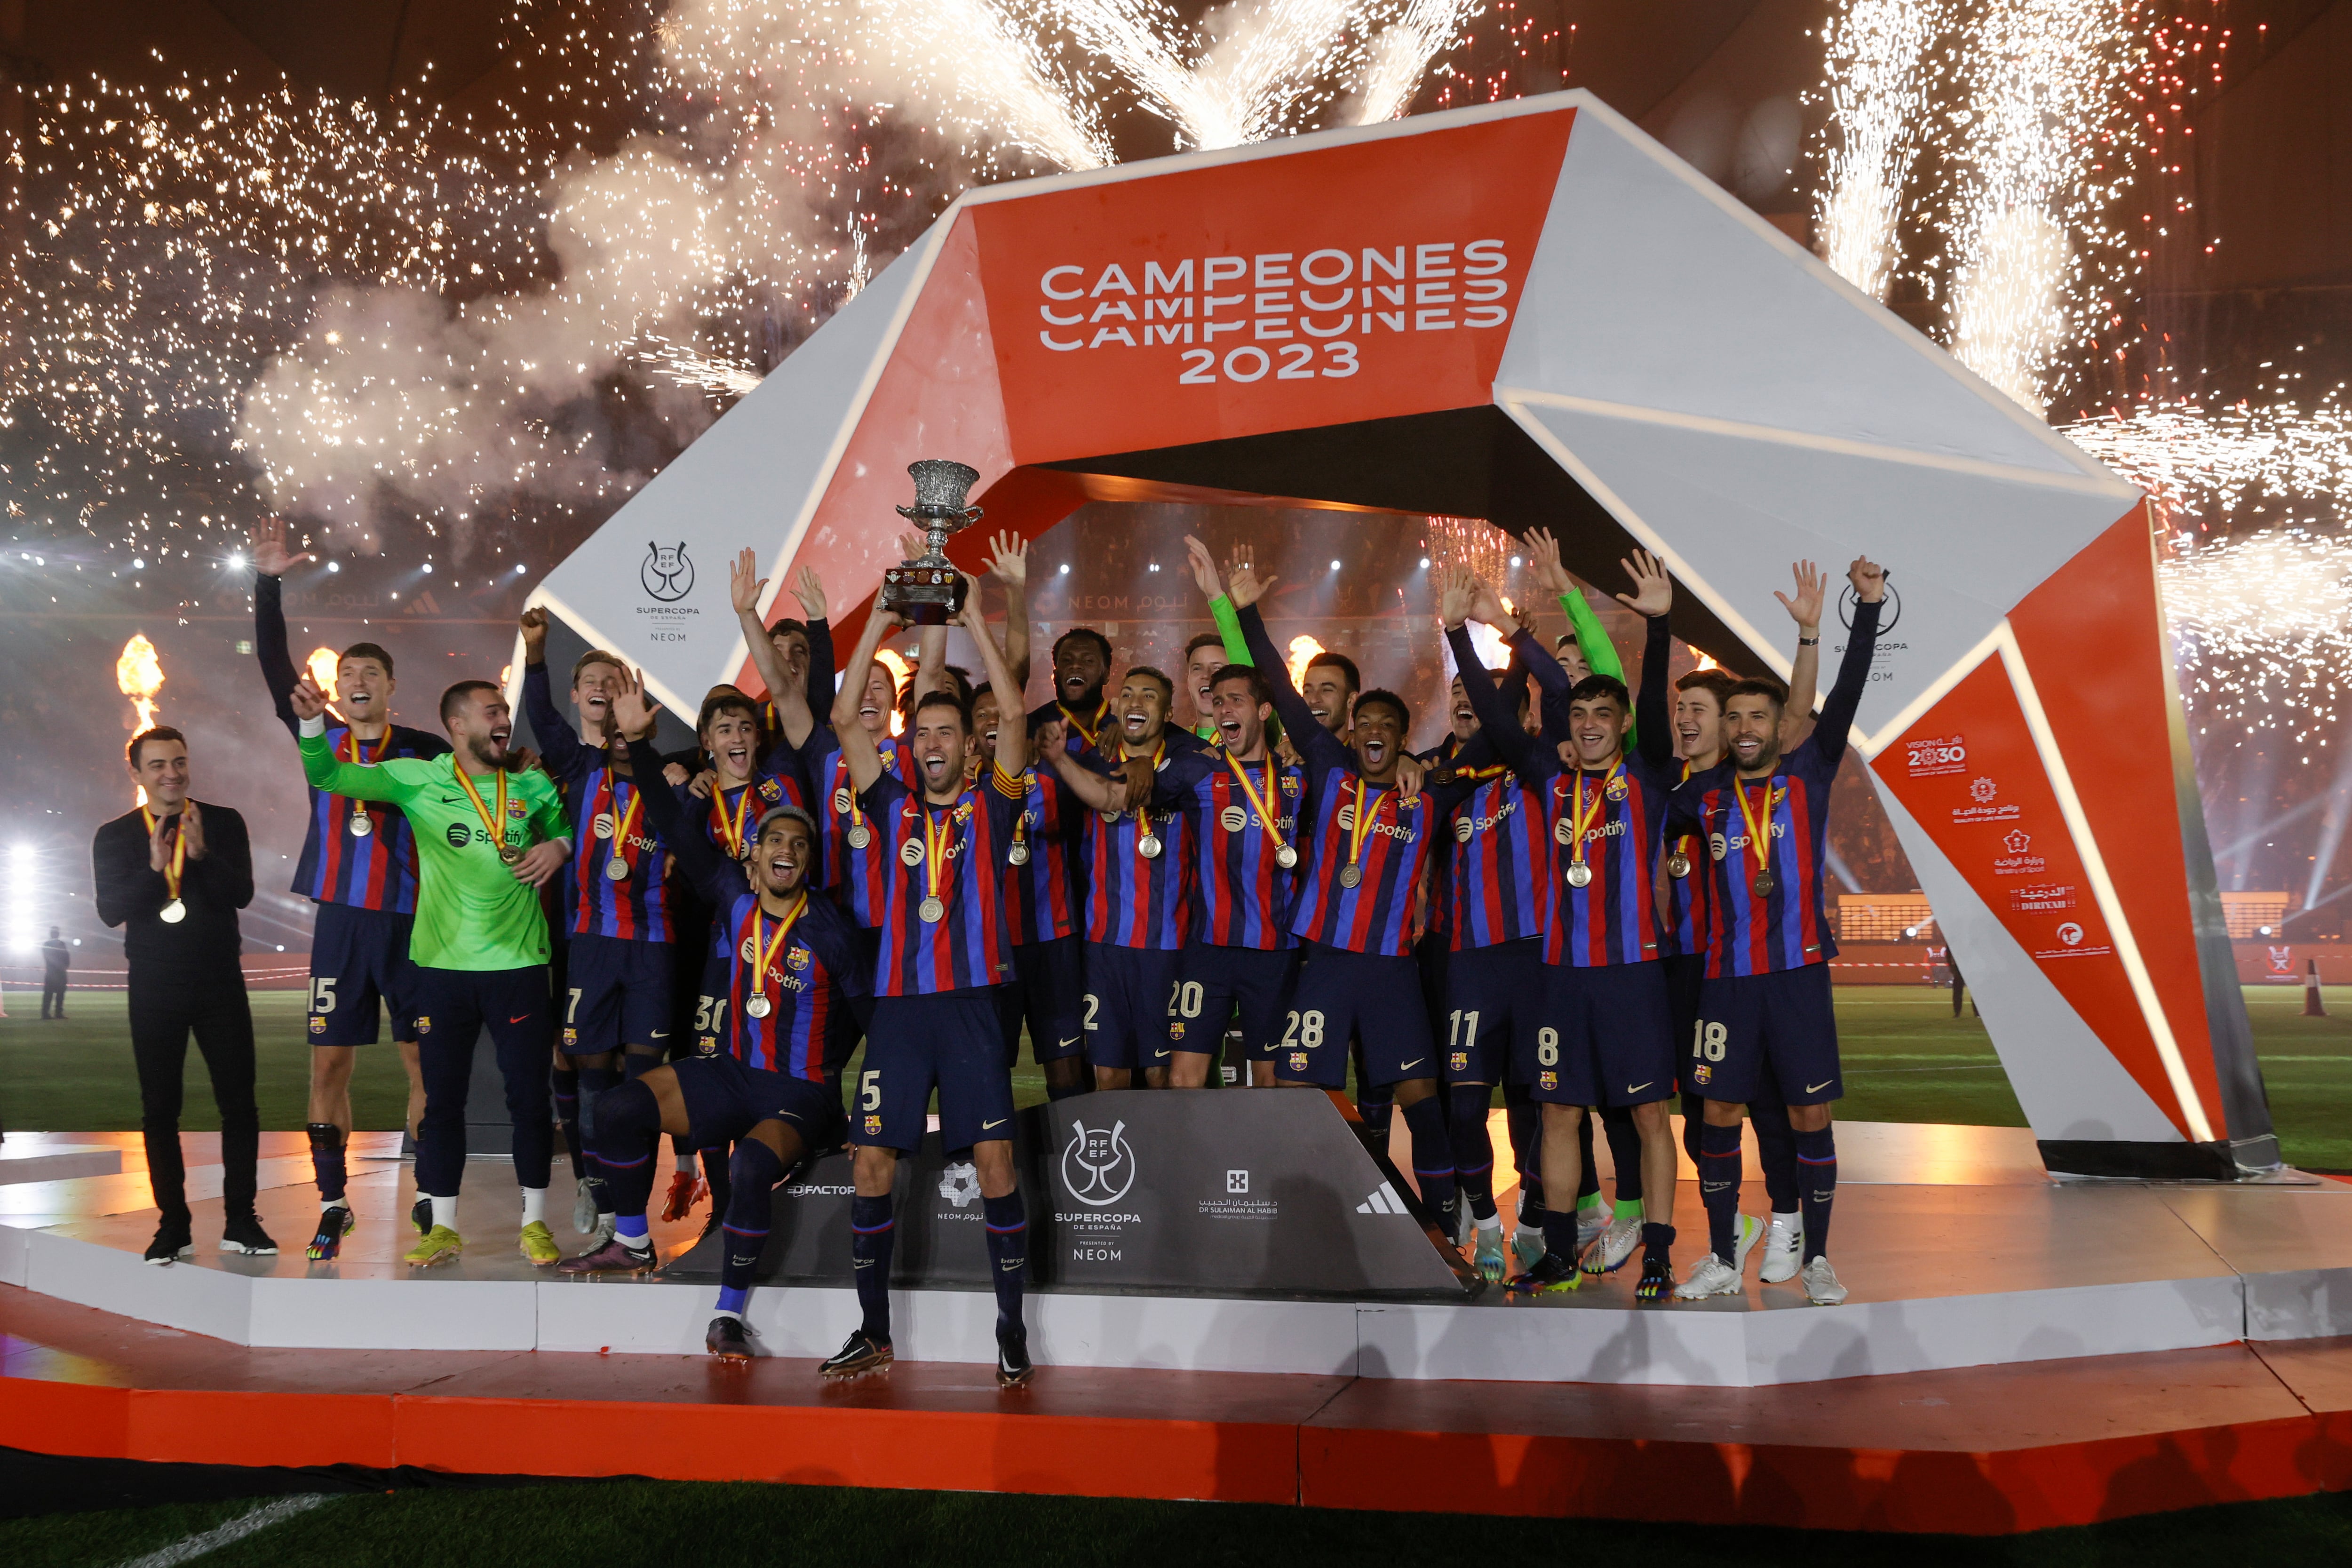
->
<box><xmin>2304</xmin><ymin>958</ymin><xmax>2327</xmax><ymax>1018</ymax></box>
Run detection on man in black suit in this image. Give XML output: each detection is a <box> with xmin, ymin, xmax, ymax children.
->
<box><xmin>39</xmin><ymin>927</ymin><xmax>69</xmax><ymax>1019</ymax></box>
<box><xmin>93</xmin><ymin>726</ymin><xmax>275</xmax><ymax>1263</ymax></box>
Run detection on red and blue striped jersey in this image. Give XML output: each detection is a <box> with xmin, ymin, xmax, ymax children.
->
<box><xmin>293</xmin><ymin>724</ymin><xmax>446</xmax><ymax>914</ymax></box>
<box><xmin>1669</xmin><ymin>597</ymin><xmax>1881</xmax><ymax>978</ymax></box>
<box><xmin>696</xmin><ymin>768</ymin><xmax>811</xmax><ymax>863</ymax></box>
<box><xmin>697</xmin><ymin>890</ymin><xmax>868</xmax><ymax>1079</ymax></box>
<box><xmin>801</xmin><ymin>727</ymin><xmax>913</xmax><ymax>926</ymax></box>
<box><xmin>1077</xmin><ymin>751</ymin><xmax>1193</xmax><ymax>950</ymax></box>
<box><xmin>1155</xmin><ymin>748</ymin><xmax>1303</xmax><ymax>950</ymax></box>
<box><xmin>1657</xmin><ymin>759</ymin><xmax>1710</xmax><ymax>959</ymax></box>
<box><xmin>564</xmin><ymin>763</ymin><xmax>675</xmax><ymax>942</ymax></box>
<box><xmin>1005</xmin><ymin>767</ymin><xmax>1078</xmax><ymax>945</ymax></box>
<box><xmin>1445</xmin><ymin>763</ymin><xmax>1553</xmax><ymax>953</ymax></box>
<box><xmin>861</xmin><ymin>765</ymin><xmax>1025</xmax><ymax>996</ymax></box>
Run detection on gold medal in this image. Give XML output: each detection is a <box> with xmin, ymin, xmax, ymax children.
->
<box><xmin>919</xmin><ymin>895</ymin><xmax>946</xmax><ymax>923</ymax></box>
<box><xmin>1753</xmin><ymin>869</ymin><xmax>1776</xmax><ymax>899</ymax></box>
<box><xmin>1565</xmin><ymin>863</ymin><xmax>1593</xmax><ymax>889</ymax></box>
<box><xmin>159</xmin><ymin>898</ymin><xmax>186</xmax><ymax>923</ymax></box>
<box><xmin>605</xmin><ymin>858</ymin><xmax>630</xmax><ymax>882</ymax></box>
<box><xmin>453</xmin><ymin>760</ymin><xmax>517</xmax><ymax>866</ymax></box>
<box><xmin>499</xmin><ymin>844</ymin><xmax>524</xmax><ymax>865</ymax></box>
<box><xmin>1732</xmin><ymin>774</ymin><xmax>1779</xmax><ymax>903</ymax></box>
<box><xmin>744</xmin><ymin>995</ymin><xmax>772</xmax><ymax>1019</ymax></box>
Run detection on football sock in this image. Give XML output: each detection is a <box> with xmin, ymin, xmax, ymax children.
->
<box><xmin>721</xmin><ymin>1139</ymin><xmax>784</xmax><ymax>1300</ymax></box>
<box><xmin>1753</xmin><ymin>1100</ymin><xmax>1799</xmax><ymax>1215</ymax></box>
<box><xmin>520</xmin><ymin>1186</ymin><xmax>547</xmax><ymax>1226</ymax></box>
<box><xmin>1796</xmin><ymin>1126</ymin><xmax>1836</xmax><ymax>1264</ymax></box>
<box><xmin>551</xmin><ymin>1064</ymin><xmax>585</xmax><ymax>1182</ymax></box>
<box><xmin>704</xmin><ymin>1142</ymin><xmax>732</xmax><ymax>1226</ymax></box>
<box><xmin>1357</xmin><ymin>1080</ymin><xmax>1394</xmax><ymax>1141</ymax></box>
<box><xmin>1642</xmin><ymin>1221</ymin><xmax>1675</xmax><ymax>1264</ymax></box>
<box><xmin>429</xmin><ymin>1194</ymin><xmax>459</xmax><ymax>1234</ymax></box>
<box><xmin>621</xmin><ymin>1047</ymin><xmax>661</xmax><ymax>1082</ymax></box>
<box><xmin>576</xmin><ymin>1063</ymin><xmax>623</xmax><ymax>1212</ymax></box>
<box><xmin>616</xmin><ymin>1212</ymin><xmax>650</xmax><ymax>1244</ymax></box>
<box><xmin>715</xmin><ymin>1286</ymin><xmax>749</xmax><ymax>1320</ymax></box>
<box><xmin>1505</xmin><ymin>1097</ymin><xmax>1543</xmax><ymax>1226</ymax></box>
<box><xmin>851</xmin><ymin>1194</ymin><xmax>894</xmax><ymax>1340</ymax></box>
<box><xmin>591</xmin><ymin>1079</ymin><xmax>663</xmax><ymax>1220</ymax></box>
<box><xmin>1575</xmin><ymin>1113</ymin><xmax>1601</xmax><ymax>1202</ymax></box>
<box><xmin>1542</xmin><ymin>1203</ymin><xmax>1580</xmax><ymax>1261</ymax></box>
<box><xmin>1699</xmin><ymin>1121</ymin><xmax>1742</xmax><ymax>1262</ymax></box>
<box><xmin>1399</xmin><ymin>1096</ymin><xmax>1458</xmax><ymax>1234</ymax></box>
<box><xmin>982</xmin><ymin>1190</ymin><xmax>1028</xmax><ymax>1332</ymax></box>
<box><xmin>1601</xmin><ymin>1105</ymin><xmax>1644</xmax><ymax>1205</ymax></box>
<box><xmin>1448</xmin><ymin>1085</ymin><xmax>1498</xmax><ymax>1221</ymax></box>
<box><xmin>306</xmin><ymin>1123</ymin><xmax>346</xmax><ymax>1205</ymax></box>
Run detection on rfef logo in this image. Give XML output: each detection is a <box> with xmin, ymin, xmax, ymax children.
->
<box><xmin>641</xmin><ymin>541</ymin><xmax>693</xmax><ymax>602</ymax></box>
<box><xmin>1060</xmin><ymin>1117</ymin><xmax>1136</xmax><ymax>1208</ymax></box>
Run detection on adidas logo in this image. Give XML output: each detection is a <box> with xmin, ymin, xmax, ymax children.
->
<box><xmin>1356</xmin><ymin>1183</ymin><xmax>1408</xmax><ymax>1216</ymax></box>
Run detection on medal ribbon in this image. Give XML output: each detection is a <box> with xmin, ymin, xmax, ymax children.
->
<box><xmin>1062</xmin><ymin>700</ymin><xmax>1104</xmax><ymax>753</ymax></box>
<box><xmin>341</xmin><ymin>729</ymin><xmax>383</xmax><ymax>829</ymax></box>
<box><xmin>711</xmin><ymin>778</ymin><xmax>752</xmax><ymax>859</ymax></box>
<box><xmin>1732</xmin><ymin>774</ymin><xmax>1777</xmax><ymax>875</ymax></box>
<box><xmin>140</xmin><ymin>804</ymin><xmax>186</xmax><ymax>903</ymax></box>
<box><xmin>1567</xmin><ymin>759</ymin><xmax>1622</xmax><ymax>872</ymax></box>
<box><xmin>451</xmin><ymin>759</ymin><xmax>511</xmax><ymax>858</ymax></box>
<box><xmin>1126</xmin><ymin>740</ymin><xmax>1165</xmax><ymax>845</ymax></box>
<box><xmin>600</xmin><ymin>772</ymin><xmax>644</xmax><ymax>872</ymax></box>
<box><xmin>921</xmin><ymin>798</ymin><xmax>961</xmax><ymax>909</ymax></box>
<box><xmin>1221</xmin><ymin>749</ymin><xmax>1289</xmax><ymax>859</ymax></box>
<box><xmin>1344</xmin><ymin>773</ymin><xmax>1380</xmax><ymax>879</ymax></box>
<box><xmin>1669</xmin><ymin>758</ymin><xmax>1695</xmax><ymax>864</ymax></box>
<box><xmin>747</xmin><ymin>893</ymin><xmax>806</xmax><ymax>1007</ymax></box>
<box><xmin>833</xmin><ymin>755</ymin><xmax>869</xmax><ymax>845</ymax></box>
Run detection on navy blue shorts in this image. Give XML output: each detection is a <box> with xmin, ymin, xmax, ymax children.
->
<box><xmin>1280</xmin><ymin>942</ymin><xmax>1435</xmax><ymax>1088</ymax></box>
<box><xmin>1692</xmin><ymin>964</ymin><xmax>1840</xmax><ymax>1106</ymax></box>
<box><xmin>1082</xmin><ymin>941</ymin><xmax>1183</xmax><ymax>1071</ymax></box>
<box><xmin>1000</xmin><ymin>935</ymin><xmax>1086</xmax><ymax>1066</ymax></box>
<box><xmin>672</xmin><ymin>1050</ymin><xmax>844</xmax><ymax>1155</ymax></box>
<box><xmin>1177</xmin><ymin>944</ymin><xmax>1297</xmax><ymax>1059</ymax></box>
<box><xmin>559</xmin><ymin>931</ymin><xmax>676</xmax><ymax>1056</ymax></box>
<box><xmin>1436</xmin><ymin>938</ymin><xmax>1545</xmax><ymax>1087</ymax></box>
<box><xmin>306</xmin><ymin>902</ymin><xmax>420</xmax><ymax>1047</ymax></box>
<box><xmin>1530</xmin><ymin>961</ymin><xmax>1678</xmax><ymax>1108</ymax></box>
<box><xmin>853</xmin><ymin>991</ymin><xmax>1017</xmax><ymax>1152</ymax></box>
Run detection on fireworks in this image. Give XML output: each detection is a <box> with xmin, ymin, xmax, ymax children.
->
<box><xmin>1810</xmin><ymin>0</ymin><xmax>1950</xmax><ymax>302</ymax></box>
<box><xmin>2061</xmin><ymin>394</ymin><xmax>2352</xmax><ymax>530</ymax></box>
<box><xmin>2156</xmin><ymin>531</ymin><xmax>2352</xmax><ymax>746</ymax></box>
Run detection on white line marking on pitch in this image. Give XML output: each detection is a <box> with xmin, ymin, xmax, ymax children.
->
<box><xmin>112</xmin><ymin>1493</ymin><xmax>336</xmax><ymax>1568</ymax></box>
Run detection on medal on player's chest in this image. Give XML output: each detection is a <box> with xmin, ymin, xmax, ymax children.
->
<box><xmin>1223</xmin><ymin>752</ymin><xmax>1298</xmax><ymax>869</ymax></box>
<box><xmin>454</xmin><ymin>762</ymin><xmax>523</xmax><ymax>864</ymax></box>
<box><xmin>348</xmin><ymin>804</ymin><xmax>373</xmax><ymax>838</ymax></box>
<box><xmin>1561</xmin><ymin>760</ymin><xmax>1619</xmax><ymax>893</ymax></box>
<box><xmin>1136</xmin><ymin>823</ymin><xmax>1163</xmax><ymax>859</ymax></box>
<box><xmin>159</xmin><ymin>898</ymin><xmax>186</xmax><ymax>923</ymax></box>
<box><xmin>342</xmin><ymin>732</ymin><xmax>380</xmax><ymax>838</ymax></box>
<box><xmin>845</xmin><ymin>822</ymin><xmax>872</xmax><ymax>851</ymax></box>
<box><xmin>597</xmin><ymin>775</ymin><xmax>643</xmax><ymax>884</ymax></box>
<box><xmin>1733</xmin><ymin>776</ymin><xmax>1778</xmax><ymax>900</ymax></box>
<box><xmin>1666</xmin><ymin>850</ymin><xmax>1692</xmax><ymax>880</ymax></box>
<box><xmin>913</xmin><ymin>800</ymin><xmax>959</xmax><ymax>923</ymax></box>
<box><xmin>742</xmin><ymin>894</ymin><xmax>803</xmax><ymax>1018</ymax></box>
<box><xmin>1337</xmin><ymin>774</ymin><xmax>1381</xmax><ymax>890</ymax></box>
<box><xmin>145</xmin><ymin>803</ymin><xmax>190</xmax><ymax>922</ymax></box>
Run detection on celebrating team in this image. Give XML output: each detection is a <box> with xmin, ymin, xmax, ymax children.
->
<box><xmin>226</xmin><ymin>514</ymin><xmax>1885</xmax><ymax>1373</ymax></box>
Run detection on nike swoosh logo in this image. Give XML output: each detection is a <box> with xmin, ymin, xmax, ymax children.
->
<box><xmin>1627</xmin><ymin>1082</ymin><xmax>1653</xmax><ymax>1095</ymax></box>
<box><xmin>1057</xmin><ymin>1037</ymin><xmax>1080</xmax><ymax>1050</ymax></box>
<box><xmin>981</xmin><ymin>1118</ymin><xmax>1008</xmax><ymax>1130</ymax></box>
<box><xmin>1804</xmin><ymin>1081</ymin><xmax>1834</xmax><ymax>1095</ymax></box>
<box><xmin>650</xmin><ymin>1032</ymin><xmax>668</xmax><ymax>1040</ymax></box>
<box><xmin>510</xmin><ymin>1015</ymin><xmax>532</xmax><ymax>1024</ymax></box>
<box><xmin>1398</xmin><ymin>1058</ymin><xmax>1424</xmax><ymax>1071</ymax></box>
<box><xmin>438</xmin><ymin>796</ymin><xmax>467</xmax><ymax>804</ymax></box>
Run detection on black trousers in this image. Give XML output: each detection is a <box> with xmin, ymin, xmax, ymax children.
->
<box><xmin>411</xmin><ymin>965</ymin><xmax>554</xmax><ymax>1198</ymax></box>
<box><xmin>40</xmin><ymin>976</ymin><xmax>66</xmax><ymax>1017</ymax></box>
<box><xmin>128</xmin><ymin>975</ymin><xmax>259</xmax><ymax>1224</ymax></box>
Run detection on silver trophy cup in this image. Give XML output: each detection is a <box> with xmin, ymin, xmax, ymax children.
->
<box><xmin>882</xmin><ymin>459</ymin><xmax>983</xmax><ymax>626</ymax></box>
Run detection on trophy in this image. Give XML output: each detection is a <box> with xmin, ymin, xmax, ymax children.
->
<box><xmin>883</xmin><ymin>459</ymin><xmax>982</xmax><ymax>625</ymax></box>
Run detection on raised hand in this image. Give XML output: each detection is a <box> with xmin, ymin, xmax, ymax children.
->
<box><xmin>1184</xmin><ymin>534</ymin><xmax>1223</xmax><ymax>600</ymax></box>
<box><xmin>1613</xmin><ymin>548</ymin><xmax>1672</xmax><ymax>619</ymax></box>
<box><xmin>1776</xmin><ymin>560</ymin><xmax>1825</xmax><ymax>629</ymax></box>
<box><xmin>984</xmin><ymin>530</ymin><xmax>1028</xmax><ymax>589</ymax></box>
<box><xmin>1524</xmin><ymin>527</ymin><xmax>1570</xmax><ymax>596</ymax></box>
<box><xmin>1438</xmin><ymin>563</ymin><xmax>1477</xmax><ymax>629</ymax></box>
<box><xmin>1848</xmin><ymin>555</ymin><xmax>1887</xmax><ymax>605</ymax></box>
<box><xmin>177</xmin><ymin>799</ymin><xmax>207</xmax><ymax>861</ymax></box>
<box><xmin>1226</xmin><ymin>547</ymin><xmax>1277</xmax><ymax>610</ymax></box>
<box><xmin>610</xmin><ymin>664</ymin><xmax>663</xmax><ymax>739</ymax></box>
<box><xmin>955</xmin><ymin>575</ymin><xmax>992</xmax><ymax>638</ymax></box>
<box><xmin>790</xmin><ymin>565</ymin><xmax>827</xmax><ymax>621</ymax></box>
<box><xmin>518</xmin><ymin>605</ymin><xmax>548</xmax><ymax>659</ymax></box>
<box><xmin>147</xmin><ymin>810</ymin><xmax>177</xmax><ymax>874</ymax></box>
<box><xmin>290</xmin><ymin>672</ymin><xmax>329</xmax><ymax>721</ymax></box>
<box><xmin>249</xmin><ymin>517</ymin><xmax>313</xmax><ymax>578</ymax></box>
<box><xmin>1468</xmin><ymin>576</ymin><xmax>1514</xmax><ymax>631</ymax></box>
<box><xmin>729</xmin><ymin>547</ymin><xmax>766</xmax><ymax>617</ymax></box>
<box><xmin>896</xmin><ymin>531</ymin><xmax>928</xmax><ymax>564</ymax></box>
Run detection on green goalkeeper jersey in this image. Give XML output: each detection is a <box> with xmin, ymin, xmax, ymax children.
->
<box><xmin>298</xmin><ymin>727</ymin><xmax>569</xmax><ymax>971</ymax></box>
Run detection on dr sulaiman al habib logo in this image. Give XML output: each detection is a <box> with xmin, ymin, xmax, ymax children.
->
<box><xmin>1036</xmin><ymin>242</ymin><xmax>1515</xmax><ymax>387</ymax></box>
<box><xmin>1060</xmin><ymin>1118</ymin><xmax>1136</xmax><ymax>1207</ymax></box>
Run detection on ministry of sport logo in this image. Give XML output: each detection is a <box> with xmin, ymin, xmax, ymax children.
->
<box><xmin>641</xmin><ymin>541</ymin><xmax>694</xmax><ymax>602</ymax></box>
<box><xmin>1060</xmin><ymin>1117</ymin><xmax>1136</xmax><ymax>1207</ymax></box>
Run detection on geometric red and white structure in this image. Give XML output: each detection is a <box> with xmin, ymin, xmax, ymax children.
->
<box><xmin>528</xmin><ymin>91</ymin><xmax>2275</xmax><ymax>1181</ymax></box>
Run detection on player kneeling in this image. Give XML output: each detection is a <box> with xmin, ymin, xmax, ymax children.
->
<box><xmin>561</xmin><ymin>672</ymin><xmax>869</xmax><ymax>1361</ymax></box>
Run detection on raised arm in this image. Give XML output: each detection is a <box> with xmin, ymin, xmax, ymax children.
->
<box><xmin>250</xmin><ymin>520</ymin><xmax>309</xmax><ymax>735</ymax></box>
<box><xmin>621</xmin><ymin>719</ymin><xmax>743</xmax><ymax>908</ymax></box>
<box><xmin>984</xmin><ymin>531</ymin><xmax>1032</xmax><ymax>693</ymax></box>
<box><xmin>1527</xmin><ymin>527</ymin><xmax>1625</xmax><ymax>687</ymax></box>
<box><xmin>1035</xmin><ymin>723</ymin><xmax>1124</xmax><ymax>814</ymax></box>
<box><xmin>516</xmin><ymin>609</ymin><xmax>587</xmax><ymax>780</ymax></box>
<box><xmin>1811</xmin><ymin>557</ymin><xmax>1886</xmax><ymax>767</ymax></box>
<box><xmin>1229</xmin><ymin>554</ymin><xmax>1332</xmax><ymax>761</ymax></box>
<box><xmin>292</xmin><ymin>677</ymin><xmax>424</xmax><ymax>803</ymax></box>
<box><xmin>1776</xmin><ymin>559</ymin><xmax>1826</xmax><ymax>744</ymax></box>
<box><xmin>831</xmin><ymin>589</ymin><xmax>899</xmax><ymax>795</ymax></box>
<box><xmin>1607</xmin><ymin>549</ymin><xmax>1677</xmax><ymax>772</ymax></box>
<box><xmin>1442</xmin><ymin>567</ymin><xmax>1540</xmax><ymax>780</ymax></box>
<box><xmin>731</xmin><ymin>547</ymin><xmax>804</xmax><ymax>739</ymax></box>
<box><xmin>958</xmin><ymin>578</ymin><xmax>1027</xmax><ymax>779</ymax></box>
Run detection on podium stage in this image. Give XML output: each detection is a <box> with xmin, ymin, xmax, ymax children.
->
<box><xmin>5</xmin><ymin>1116</ymin><xmax>2352</xmax><ymax>1530</ymax></box>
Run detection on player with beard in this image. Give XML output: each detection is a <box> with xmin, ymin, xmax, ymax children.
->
<box><xmin>519</xmin><ymin>609</ymin><xmax>687</xmax><ymax>1248</ymax></box>
<box><xmin>559</xmin><ymin>671</ymin><xmax>869</xmax><ymax>1358</ymax></box>
<box><xmin>1663</xmin><ymin>565</ymin><xmax>1823</xmax><ymax>1287</ymax></box>
<box><xmin>1176</xmin><ymin>539</ymin><xmax>1255</xmax><ymax>742</ymax></box>
<box><xmin>821</xmin><ymin>584</ymin><xmax>1034</xmax><ymax>1386</ymax></box>
<box><xmin>1445</xmin><ymin>560</ymin><xmax>1685</xmax><ymax>1300</ymax></box>
<box><xmin>1673</xmin><ymin>556</ymin><xmax>1885</xmax><ymax>1307</ymax></box>
<box><xmin>292</xmin><ymin>673</ymin><xmax>572</xmax><ymax>1268</ymax></box>
<box><xmin>1226</xmin><ymin>561</ymin><xmax>1457</xmax><ymax>1235</ymax></box>
<box><xmin>1035</xmin><ymin>666</ymin><xmax>1200</xmax><ymax>1090</ymax></box>
<box><xmin>249</xmin><ymin>520</ymin><xmax>446</xmax><ymax>1261</ymax></box>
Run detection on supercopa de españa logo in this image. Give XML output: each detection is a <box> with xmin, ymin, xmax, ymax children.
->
<box><xmin>1060</xmin><ymin>1117</ymin><xmax>1136</xmax><ymax>1207</ymax></box>
<box><xmin>641</xmin><ymin>541</ymin><xmax>693</xmax><ymax>602</ymax></box>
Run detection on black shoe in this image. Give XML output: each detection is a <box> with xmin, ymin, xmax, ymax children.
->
<box><xmin>221</xmin><ymin>1214</ymin><xmax>278</xmax><ymax>1255</ymax></box>
<box><xmin>1635</xmin><ymin>1249</ymin><xmax>1674</xmax><ymax>1304</ymax></box>
<box><xmin>305</xmin><ymin>1204</ymin><xmax>355</xmax><ymax>1261</ymax></box>
<box><xmin>706</xmin><ymin>1315</ymin><xmax>754</xmax><ymax>1361</ymax></box>
<box><xmin>143</xmin><ymin>1220</ymin><xmax>193</xmax><ymax>1266</ymax></box>
<box><xmin>996</xmin><ymin>1323</ymin><xmax>1033</xmax><ymax>1387</ymax></box>
<box><xmin>1505</xmin><ymin>1249</ymin><xmax>1584</xmax><ymax>1295</ymax></box>
<box><xmin>410</xmin><ymin>1194</ymin><xmax>432</xmax><ymax>1236</ymax></box>
<box><xmin>819</xmin><ymin>1329</ymin><xmax>894</xmax><ymax>1379</ymax></box>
